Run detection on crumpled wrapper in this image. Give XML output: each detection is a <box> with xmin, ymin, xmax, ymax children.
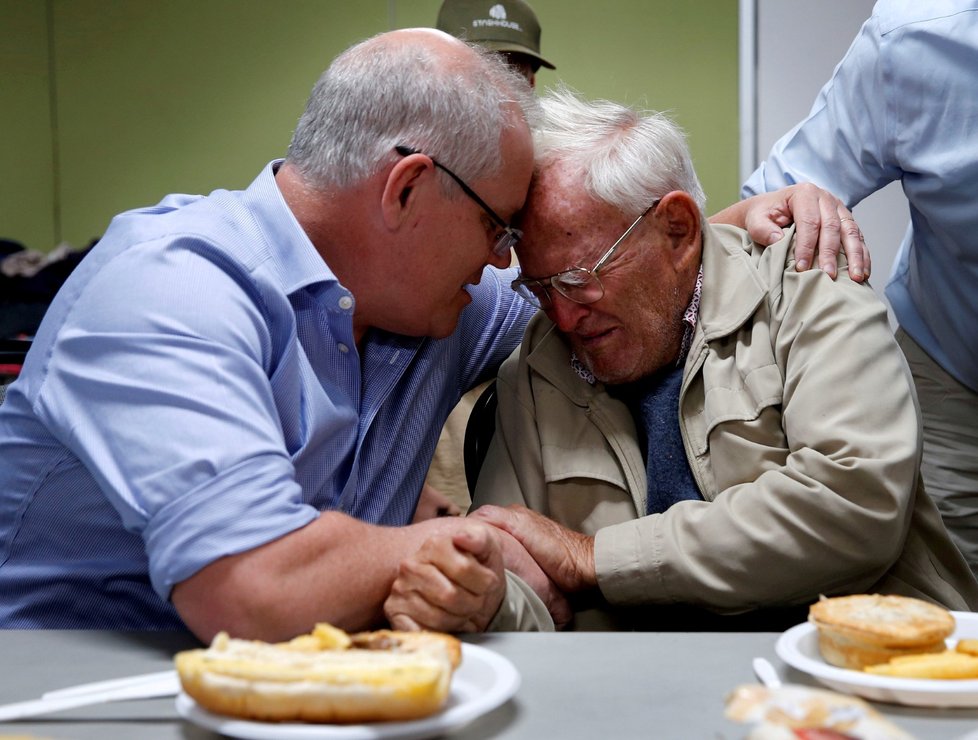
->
<box><xmin>725</xmin><ymin>684</ymin><xmax>914</xmax><ymax>740</ymax></box>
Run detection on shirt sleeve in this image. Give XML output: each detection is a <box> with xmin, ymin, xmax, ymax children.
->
<box><xmin>742</xmin><ymin>11</ymin><xmax>900</xmax><ymax>205</ymax></box>
<box><xmin>34</xmin><ymin>238</ymin><xmax>318</xmax><ymax>599</ymax></box>
<box><xmin>487</xmin><ymin>571</ymin><xmax>556</xmax><ymax>631</ymax></box>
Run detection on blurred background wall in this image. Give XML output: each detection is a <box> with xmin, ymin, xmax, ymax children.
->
<box><xmin>749</xmin><ymin>0</ymin><xmax>906</xmax><ymax>323</ymax></box>
<box><xmin>0</xmin><ymin>0</ymin><xmax>738</xmax><ymax>252</ymax></box>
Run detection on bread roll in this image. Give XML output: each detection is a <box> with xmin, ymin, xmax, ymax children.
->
<box><xmin>808</xmin><ymin>594</ymin><xmax>954</xmax><ymax>670</ymax></box>
<box><xmin>175</xmin><ymin>623</ymin><xmax>462</xmax><ymax>723</ymax></box>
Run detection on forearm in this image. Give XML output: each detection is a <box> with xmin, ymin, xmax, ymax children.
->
<box><xmin>707</xmin><ymin>199</ymin><xmax>752</xmax><ymax>229</ymax></box>
<box><xmin>597</xmin><ymin>472</ymin><xmax>907</xmax><ymax>611</ymax></box>
<box><xmin>487</xmin><ymin>571</ymin><xmax>557</xmax><ymax>631</ymax></box>
<box><xmin>172</xmin><ymin>512</ymin><xmax>461</xmax><ymax>642</ymax></box>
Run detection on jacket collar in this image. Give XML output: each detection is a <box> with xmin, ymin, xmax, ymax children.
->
<box><xmin>697</xmin><ymin>222</ymin><xmax>768</xmax><ymax>341</ymax></box>
<box><xmin>526</xmin><ymin>316</ymin><xmax>604</xmax><ymax>405</ymax></box>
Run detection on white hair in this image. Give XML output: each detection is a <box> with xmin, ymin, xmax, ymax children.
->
<box><xmin>285</xmin><ymin>33</ymin><xmax>538</xmax><ymax>192</ymax></box>
<box><xmin>533</xmin><ymin>85</ymin><xmax>706</xmax><ymax>217</ymax></box>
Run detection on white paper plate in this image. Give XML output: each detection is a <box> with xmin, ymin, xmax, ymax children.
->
<box><xmin>176</xmin><ymin>642</ymin><xmax>519</xmax><ymax>739</ymax></box>
<box><xmin>776</xmin><ymin>610</ymin><xmax>978</xmax><ymax>707</ymax></box>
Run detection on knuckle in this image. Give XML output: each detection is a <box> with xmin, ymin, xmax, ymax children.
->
<box><xmin>795</xmin><ymin>213</ymin><xmax>824</xmax><ymax>230</ymax></box>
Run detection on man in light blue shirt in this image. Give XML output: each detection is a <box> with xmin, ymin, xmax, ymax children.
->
<box><xmin>0</xmin><ymin>28</ymin><xmax>567</xmax><ymax>641</ymax></box>
<box><xmin>0</xmin><ymin>28</ymin><xmax>856</xmax><ymax>641</ymax></box>
<box><xmin>743</xmin><ymin>0</ymin><xmax>978</xmax><ymax>576</ymax></box>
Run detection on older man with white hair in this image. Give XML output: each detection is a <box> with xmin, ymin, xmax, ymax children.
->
<box><xmin>384</xmin><ymin>88</ymin><xmax>978</xmax><ymax>633</ymax></box>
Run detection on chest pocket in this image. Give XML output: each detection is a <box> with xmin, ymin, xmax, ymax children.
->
<box><xmin>534</xmin><ymin>386</ymin><xmax>645</xmax><ymax>531</ymax></box>
<box><xmin>541</xmin><ymin>440</ymin><xmax>629</xmax><ymax>488</ymax></box>
<box><xmin>686</xmin><ymin>360</ymin><xmax>786</xmax><ymax>458</ymax></box>
<box><xmin>540</xmin><ymin>442</ymin><xmax>637</xmax><ymax>534</ymax></box>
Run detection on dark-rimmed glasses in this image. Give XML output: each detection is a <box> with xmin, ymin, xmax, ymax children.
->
<box><xmin>395</xmin><ymin>145</ymin><xmax>522</xmax><ymax>257</ymax></box>
<box><xmin>511</xmin><ymin>199</ymin><xmax>661</xmax><ymax>309</ymax></box>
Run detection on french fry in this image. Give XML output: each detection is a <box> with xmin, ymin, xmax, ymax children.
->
<box><xmin>955</xmin><ymin>638</ymin><xmax>978</xmax><ymax>656</ymax></box>
<box><xmin>865</xmin><ymin>649</ymin><xmax>978</xmax><ymax>679</ymax></box>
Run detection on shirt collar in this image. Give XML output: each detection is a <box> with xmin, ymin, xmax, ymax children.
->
<box><xmin>240</xmin><ymin>159</ymin><xmax>337</xmax><ymax>296</ymax></box>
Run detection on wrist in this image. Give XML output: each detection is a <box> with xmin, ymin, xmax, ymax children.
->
<box><xmin>575</xmin><ymin>534</ymin><xmax>598</xmax><ymax>590</ymax></box>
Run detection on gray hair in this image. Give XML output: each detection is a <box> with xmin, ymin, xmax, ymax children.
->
<box><xmin>533</xmin><ymin>86</ymin><xmax>706</xmax><ymax>216</ymax></box>
<box><xmin>286</xmin><ymin>32</ymin><xmax>539</xmax><ymax>192</ymax></box>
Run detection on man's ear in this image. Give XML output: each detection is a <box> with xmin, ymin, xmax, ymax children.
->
<box><xmin>380</xmin><ymin>154</ymin><xmax>432</xmax><ymax>229</ymax></box>
<box><xmin>656</xmin><ymin>191</ymin><xmax>702</xmax><ymax>269</ymax></box>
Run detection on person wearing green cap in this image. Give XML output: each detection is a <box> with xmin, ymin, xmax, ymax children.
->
<box><xmin>436</xmin><ymin>0</ymin><xmax>554</xmax><ymax>87</ymax></box>
<box><xmin>419</xmin><ymin>2</ymin><xmax>554</xmax><ymax>521</ymax></box>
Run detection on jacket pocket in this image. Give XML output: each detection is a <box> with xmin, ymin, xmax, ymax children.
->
<box><xmin>689</xmin><ymin>362</ymin><xmax>784</xmax><ymax>456</ymax></box>
<box><xmin>539</xmin><ymin>443</ymin><xmax>638</xmax><ymax>532</ymax></box>
<box><xmin>541</xmin><ymin>441</ymin><xmax>630</xmax><ymax>488</ymax></box>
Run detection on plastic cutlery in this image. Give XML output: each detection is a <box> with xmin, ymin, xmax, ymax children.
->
<box><xmin>0</xmin><ymin>670</ymin><xmax>179</xmax><ymax>721</ymax></box>
<box><xmin>752</xmin><ymin>657</ymin><xmax>783</xmax><ymax>689</ymax></box>
<box><xmin>41</xmin><ymin>669</ymin><xmax>177</xmax><ymax>700</ymax></box>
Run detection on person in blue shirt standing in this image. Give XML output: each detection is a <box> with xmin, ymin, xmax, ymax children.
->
<box><xmin>0</xmin><ymin>27</ymin><xmax>858</xmax><ymax>642</ymax></box>
<box><xmin>743</xmin><ymin>0</ymin><xmax>978</xmax><ymax>578</ymax></box>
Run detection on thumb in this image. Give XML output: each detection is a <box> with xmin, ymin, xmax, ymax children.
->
<box><xmin>745</xmin><ymin>206</ymin><xmax>791</xmax><ymax>246</ymax></box>
<box><xmin>452</xmin><ymin>522</ymin><xmax>498</xmax><ymax>565</ymax></box>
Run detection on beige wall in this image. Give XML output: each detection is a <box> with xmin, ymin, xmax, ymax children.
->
<box><xmin>1</xmin><ymin>0</ymin><xmax>737</xmax><ymax>251</ymax></box>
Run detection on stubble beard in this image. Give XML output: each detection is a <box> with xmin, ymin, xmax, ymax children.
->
<box><xmin>575</xmin><ymin>283</ymin><xmax>687</xmax><ymax>386</ymax></box>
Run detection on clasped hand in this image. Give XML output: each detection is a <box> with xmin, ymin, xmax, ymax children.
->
<box><xmin>384</xmin><ymin>505</ymin><xmax>591</xmax><ymax>632</ymax></box>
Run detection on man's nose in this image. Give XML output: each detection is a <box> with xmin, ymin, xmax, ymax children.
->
<box><xmin>487</xmin><ymin>246</ymin><xmax>514</xmax><ymax>270</ymax></box>
<box><xmin>547</xmin><ymin>293</ymin><xmax>590</xmax><ymax>333</ymax></box>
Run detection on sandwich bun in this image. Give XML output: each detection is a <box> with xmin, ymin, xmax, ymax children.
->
<box><xmin>808</xmin><ymin>594</ymin><xmax>954</xmax><ymax>670</ymax></box>
<box><xmin>175</xmin><ymin>623</ymin><xmax>462</xmax><ymax>723</ymax></box>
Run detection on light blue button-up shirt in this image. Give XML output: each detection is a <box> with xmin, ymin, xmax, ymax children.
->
<box><xmin>0</xmin><ymin>161</ymin><xmax>533</xmax><ymax>629</ymax></box>
<box><xmin>743</xmin><ymin>0</ymin><xmax>978</xmax><ymax>391</ymax></box>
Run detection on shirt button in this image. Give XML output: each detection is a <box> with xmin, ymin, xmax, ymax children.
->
<box><xmin>337</xmin><ymin>343</ymin><xmax>350</xmax><ymax>354</ymax></box>
<box><xmin>338</xmin><ymin>296</ymin><xmax>353</xmax><ymax>310</ymax></box>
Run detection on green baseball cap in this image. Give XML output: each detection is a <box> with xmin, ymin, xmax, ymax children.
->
<box><xmin>436</xmin><ymin>0</ymin><xmax>556</xmax><ymax>71</ymax></box>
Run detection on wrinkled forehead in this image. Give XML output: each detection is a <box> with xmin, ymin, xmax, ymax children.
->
<box><xmin>516</xmin><ymin>163</ymin><xmax>629</xmax><ymax>275</ymax></box>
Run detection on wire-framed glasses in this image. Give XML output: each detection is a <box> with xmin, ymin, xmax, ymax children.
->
<box><xmin>395</xmin><ymin>145</ymin><xmax>522</xmax><ymax>257</ymax></box>
<box><xmin>511</xmin><ymin>199</ymin><xmax>661</xmax><ymax>309</ymax></box>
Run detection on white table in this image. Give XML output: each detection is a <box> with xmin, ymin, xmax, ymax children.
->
<box><xmin>1</xmin><ymin>630</ymin><xmax>976</xmax><ymax>738</ymax></box>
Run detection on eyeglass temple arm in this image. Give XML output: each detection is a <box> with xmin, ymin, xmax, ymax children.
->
<box><xmin>394</xmin><ymin>146</ymin><xmax>509</xmax><ymax>232</ymax></box>
<box><xmin>592</xmin><ymin>199</ymin><xmax>661</xmax><ymax>273</ymax></box>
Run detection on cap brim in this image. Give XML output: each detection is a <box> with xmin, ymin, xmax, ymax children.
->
<box><xmin>477</xmin><ymin>39</ymin><xmax>556</xmax><ymax>70</ymax></box>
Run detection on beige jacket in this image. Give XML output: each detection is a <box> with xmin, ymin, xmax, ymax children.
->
<box><xmin>476</xmin><ymin>223</ymin><xmax>978</xmax><ymax>631</ymax></box>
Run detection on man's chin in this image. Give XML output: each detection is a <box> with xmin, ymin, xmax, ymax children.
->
<box><xmin>573</xmin><ymin>350</ymin><xmax>638</xmax><ymax>386</ymax></box>
<box><xmin>427</xmin><ymin>310</ymin><xmax>465</xmax><ymax>340</ymax></box>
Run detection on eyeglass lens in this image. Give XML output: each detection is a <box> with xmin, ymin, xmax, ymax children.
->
<box><xmin>514</xmin><ymin>269</ymin><xmax>604</xmax><ymax>309</ymax></box>
<box><xmin>512</xmin><ymin>200</ymin><xmax>660</xmax><ymax>309</ymax></box>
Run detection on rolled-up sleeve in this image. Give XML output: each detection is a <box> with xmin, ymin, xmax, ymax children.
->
<box><xmin>36</xmin><ymin>238</ymin><xmax>318</xmax><ymax>598</ymax></box>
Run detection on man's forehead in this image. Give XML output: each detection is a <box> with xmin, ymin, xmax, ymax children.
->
<box><xmin>518</xmin><ymin>188</ymin><xmax>626</xmax><ymax>273</ymax></box>
<box><xmin>524</xmin><ymin>171</ymin><xmax>623</xmax><ymax>237</ymax></box>
<box><xmin>489</xmin><ymin>120</ymin><xmax>534</xmax><ymax>216</ymax></box>
<box><xmin>522</xmin><ymin>171</ymin><xmax>587</xmax><ymax>232</ymax></box>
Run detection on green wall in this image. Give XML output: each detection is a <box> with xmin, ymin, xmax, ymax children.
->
<box><xmin>1</xmin><ymin>1</ymin><xmax>56</xmax><ymax>250</ymax></box>
<box><xmin>1</xmin><ymin>0</ymin><xmax>738</xmax><ymax>251</ymax></box>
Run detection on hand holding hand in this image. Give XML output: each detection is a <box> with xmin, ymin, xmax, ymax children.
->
<box><xmin>385</xmin><ymin>520</ymin><xmax>505</xmax><ymax>633</ymax></box>
<box><xmin>470</xmin><ymin>505</ymin><xmax>596</xmax><ymax>594</ymax></box>
<box><xmin>489</xmin><ymin>526</ymin><xmax>572</xmax><ymax>629</ymax></box>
